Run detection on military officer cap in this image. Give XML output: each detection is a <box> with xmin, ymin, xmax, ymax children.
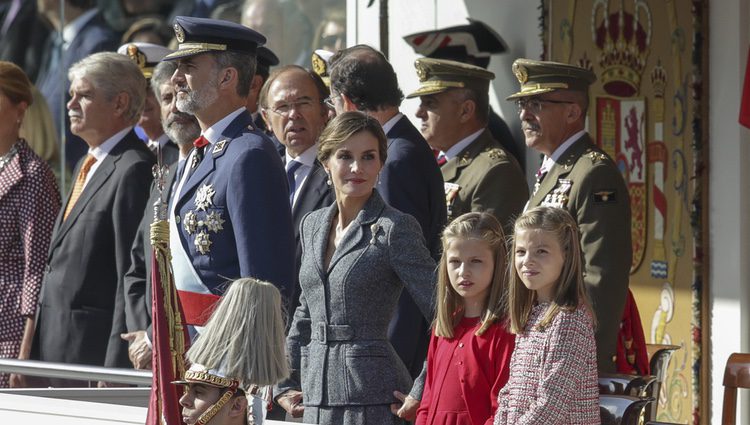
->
<box><xmin>506</xmin><ymin>58</ymin><xmax>597</xmax><ymax>100</ymax></box>
<box><xmin>163</xmin><ymin>16</ymin><xmax>266</xmax><ymax>61</ymax></box>
<box><xmin>256</xmin><ymin>46</ymin><xmax>280</xmax><ymax>76</ymax></box>
<box><xmin>406</xmin><ymin>57</ymin><xmax>495</xmax><ymax>99</ymax></box>
<box><xmin>311</xmin><ymin>49</ymin><xmax>334</xmax><ymax>87</ymax></box>
<box><xmin>403</xmin><ymin>19</ymin><xmax>507</xmax><ymax>69</ymax></box>
<box><xmin>116</xmin><ymin>42</ymin><xmax>172</xmax><ymax>79</ymax></box>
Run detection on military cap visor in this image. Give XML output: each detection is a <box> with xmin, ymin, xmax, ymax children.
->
<box><xmin>506</xmin><ymin>58</ymin><xmax>596</xmax><ymax>100</ymax></box>
<box><xmin>406</xmin><ymin>57</ymin><xmax>495</xmax><ymax>99</ymax></box>
<box><xmin>163</xmin><ymin>16</ymin><xmax>266</xmax><ymax>61</ymax></box>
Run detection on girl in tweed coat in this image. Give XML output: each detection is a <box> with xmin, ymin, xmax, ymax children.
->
<box><xmin>494</xmin><ymin>207</ymin><xmax>600</xmax><ymax>425</ymax></box>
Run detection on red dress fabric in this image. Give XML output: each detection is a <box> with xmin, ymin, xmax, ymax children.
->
<box><xmin>0</xmin><ymin>140</ymin><xmax>59</xmax><ymax>387</ymax></box>
<box><xmin>416</xmin><ymin>317</ymin><xmax>515</xmax><ymax>425</ymax></box>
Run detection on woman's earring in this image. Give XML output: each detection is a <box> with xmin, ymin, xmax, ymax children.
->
<box><xmin>326</xmin><ymin>173</ymin><xmax>332</xmax><ymax>186</ymax></box>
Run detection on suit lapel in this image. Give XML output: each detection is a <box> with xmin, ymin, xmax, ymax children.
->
<box><xmin>49</xmin><ymin>132</ymin><xmax>137</xmax><ymax>250</ymax></box>
<box><xmin>292</xmin><ymin>161</ymin><xmax>328</xmax><ymax>221</ymax></box>
<box><xmin>441</xmin><ymin>130</ymin><xmax>492</xmax><ymax>182</ymax></box>
<box><xmin>327</xmin><ymin>192</ymin><xmax>385</xmax><ymax>273</ymax></box>
<box><xmin>312</xmin><ymin>204</ymin><xmax>337</xmax><ymax>279</ymax></box>
<box><xmin>529</xmin><ymin>134</ymin><xmax>591</xmax><ymax>207</ymax></box>
<box><xmin>176</xmin><ymin>111</ymin><xmax>253</xmax><ymax>207</ymax></box>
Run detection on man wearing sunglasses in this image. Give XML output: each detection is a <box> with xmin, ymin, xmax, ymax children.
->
<box><xmin>508</xmin><ymin>58</ymin><xmax>631</xmax><ymax>373</ymax></box>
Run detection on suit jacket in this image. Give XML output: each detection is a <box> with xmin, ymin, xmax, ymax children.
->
<box><xmin>441</xmin><ymin>128</ymin><xmax>528</xmax><ymax>235</ymax></box>
<box><xmin>526</xmin><ymin>133</ymin><xmax>631</xmax><ymax>372</ymax></box>
<box><xmin>380</xmin><ymin>115</ymin><xmax>446</xmax><ymax>379</ymax></box>
<box><xmin>0</xmin><ymin>1</ymin><xmax>49</xmax><ymax>81</ymax></box>
<box><xmin>35</xmin><ymin>11</ymin><xmax>120</xmax><ymax>170</ymax></box>
<box><xmin>289</xmin><ymin>158</ymin><xmax>335</xmax><ymax>310</ymax></box>
<box><xmin>116</xmin><ymin>160</ymin><xmax>182</xmax><ymax>344</ymax></box>
<box><xmin>31</xmin><ymin>130</ymin><xmax>155</xmax><ymax>371</ymax></box>
<box><xmin>157</xmin><ymin>140</ymin><xmax>180</xmax><ymax>167</ymax></box>
<box><xmin>172</xmin><ymin>111</ymin><xmax>295</xmax><ymax>311</ymax></box>
<box><xmin>277</xmin><ymin>190</ymin><xmax>436</xmax><ymax>408</ymax></box>
<box><xmin>488</xmin><ymin>107</ymin><xmax>523</xmax><ymax>170</ymax></box>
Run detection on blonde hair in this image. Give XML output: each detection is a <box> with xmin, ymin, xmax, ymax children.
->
<box><xmin>20</xmin><ymin>86</ymin><xmax>60</xmax><ymax>165</ymax></box>
<box><xmin>507</xmin><ymin>206</ymin><xmax>593</xmax><ymax>333</ymax></box>
<box><xmin>187</xmin><ymin>278</ymin><xmax>290</xmax><ymax>389</ymax></box>
<box><xmin>434</xmin><ymin>212</ymin><xmax>508</xmax><ymax>338</ymax></box>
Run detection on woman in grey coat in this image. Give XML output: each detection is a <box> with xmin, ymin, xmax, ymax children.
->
<box><xmin>274</xmin><ymin>112</ymin><xmax>436</xmax><ymax>424</ymax></box>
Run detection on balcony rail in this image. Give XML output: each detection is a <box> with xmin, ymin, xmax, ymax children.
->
<box><xmin>0</xmin><ymin>359</ymin><xmax>152</xmax><ymax>386</ymax></box>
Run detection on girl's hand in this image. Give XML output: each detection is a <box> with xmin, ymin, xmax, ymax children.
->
<box><xmin>390</xmin><ymin>390</ymin><xmax>419</xmax><ymax>421</ymax></box>
<box><xmin>277</xmin><ymin>390</ymin><xmax>304</xmax><ymax>418</ymax></box>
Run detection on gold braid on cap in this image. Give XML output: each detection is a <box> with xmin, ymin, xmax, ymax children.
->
<box><xmin>195</xmin><ymin>381</ymin><xmax>240</xmax><ymax>425</ymax></box>
<box><xmin>184</xmin><ymin>370</ymin><xmax>238</xmax><ymax>388</ymax></box>
<box><xmin>178</xmin><ymin>42</ymin><xmax>227</xmax><ymax>51</ymax></box>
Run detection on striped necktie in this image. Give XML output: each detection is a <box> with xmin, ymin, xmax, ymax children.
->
<box><xmin>64</xmin><ymin>154</ymin><xmax>97</xmax><ymax>220</ymax></box>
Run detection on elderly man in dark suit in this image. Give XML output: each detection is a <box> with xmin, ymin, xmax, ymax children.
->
<box><xmin>163</xmin><ymin>16</ymin><xmax>295</xmax><ymax>328</ymax></box>
<box><xmin>260</xmin><ymin>65</ymin><xmax>335</xmax><ymax>309</ymax></box>
<box><xmin>328</xmin><ymin>45</ymin><xmax>446</xmax><ymax>383</ymax></box>
<box><xmin>35</xmin><ymin>0</ymin><xmax>120</xmax><ymax>171</ymax></box>
<box><xmin>29</xmin><ymin>52</ymin><xmax>155</xmax><ymax>384</ymax></box>
<box><xmin>115</xmin><ymin>59</ymin><xmax>201</xmax><ymax>370</ymax></box>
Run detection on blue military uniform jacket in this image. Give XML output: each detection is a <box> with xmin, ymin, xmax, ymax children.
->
<box><xmin>172</xmin><ymin>111</ymin><xmax>295</xmax><ymax>309</ymax></box>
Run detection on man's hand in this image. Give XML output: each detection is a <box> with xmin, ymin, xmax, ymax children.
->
<box><xmin>390</xmin><ymin>390</ymin><xmax>419</xmax><ymax>421</ymax></box>
<box><xmin>276</xmin><ymin>390</ymin><xmax>304</xmax><ymax>418</ymax></box>
<box><xmin>121</xmin><ymin>331</ymin><xmax>152</xmax><ymax>370</ymax></box>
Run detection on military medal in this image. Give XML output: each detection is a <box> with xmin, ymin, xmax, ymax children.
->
<box><xmin>542</xmin><ymin>179</ymin><xmax>572</xmax><ymax>208</ymax></box>
<box><xmin>195</xmin><ymin>184</ymin><xmax>216</xmax><ymax>211</ymax></box>
<box><xmin>194</xmin><ymin>230</ymin><xmax>212</xmax><ymax>254</ymax></box>
<box><xmin>205</xmin><ymin>211</ymin><xmax>225</xmax><ymax>233</ymax></box>
<box><xmin>444</xmin><ymin>182</ymin><xmax>461</xmax><ymax>218</ymax></box>
<box><xmin>184</xmin><ymin>210</ymin><xmax>198</xmax><ymax>234</ymax></box>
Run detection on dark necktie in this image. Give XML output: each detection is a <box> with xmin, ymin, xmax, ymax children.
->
<box><xmin>533</xmin><ymin>166</ymin><xmax>548</xmax><ymax>196</ymax></box>
<box><xmin>286</xmin><ymin>160</ymin><xmax>303</xmax><ymax>206</ymax></box>
<box><xmin>191</xmin><ymin>136</ymin><xmax>209</xmax><ymax>169</ymax></box>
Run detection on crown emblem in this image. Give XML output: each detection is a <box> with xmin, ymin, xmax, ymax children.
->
<box><xmin>512</xmin><ymin>63</ymin><xmax>527</xmax><ymax>84</ymax></box>
<box><xmin>592</xmin><ymin>0</ymin><xmax>652</xmax><ymax>97</ymax></box>
<box><xmin>415</xmin><ymin>62</ymin><xmax>429</xmax><ymax>82</ymax></box>
<box><xmin>174</xmin><ymin>23</ymin><xmax>186</xmax><ymax>43</ymax></box>
<box><xmin>126</xmin><ymin>44</ymin><xmax>147</xmax><ymax>70</ymax></box>
<box><xmin>311</xmin><ymin>53</ymin><xmax>327</xmax><ymax>77</ymax></box>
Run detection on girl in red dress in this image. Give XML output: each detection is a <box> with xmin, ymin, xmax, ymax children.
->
<box><xmin>415</xmin><ymin>212</ymin><xmax>515</xmax><ymax>425</ymax></box>
<box><xmin>494</xmin><ymin>207</ymin><xmax>599</xmax><ymax>425</ymax></box>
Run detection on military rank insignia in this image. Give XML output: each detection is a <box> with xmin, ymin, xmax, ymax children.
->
<box><xmin>444</xmin><ymin>182</ymin><xmax>461</xmax><ymax>218</ymax></box>
<box><xmin>182</xmin><ymin>184</ymin><xmax>225</xmax><ymax>255</ymax></box>
<box><xmin>541</xmin><ymin>179</ymin><xmax>572</xmax><ymax>208</ymax></box>
<box><xmin>593</xmin><ymin>190</ymin><xmax>617</xmax><ymax>203</ymax></box>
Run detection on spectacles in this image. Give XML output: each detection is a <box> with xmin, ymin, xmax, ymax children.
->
<box><xmin>323</xmin><ymin>95</ymin><xmax>339</xmax><ymax>110</ymax></box>
<box><xmin>266</xmin><ymin>99</ymin><xmax>317</xmax><ymax>117</ymax></box>
<box><xmin>515</xmin><ymin>98</ymin><xmax>574</xmax><ymax>114</ymax></box>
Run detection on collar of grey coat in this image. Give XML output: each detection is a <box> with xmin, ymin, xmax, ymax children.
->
<box><xmin>441</xmin><ymin>128</ymin><xmax>493</xmax><ymax>181</ymax></box>
<box><xmin>312</xmin><ymin>189</ymin><xmax>386</xmax><ymax>275</ymax></box>
<box><xmin>528</xmin><ymin>132</ymin><xmax>593</xmax><ymax>207</ymax></box>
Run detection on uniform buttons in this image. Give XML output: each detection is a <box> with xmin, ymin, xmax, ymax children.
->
<box><xmin>175</xmin><ymin>215</ymin><xmax>181</xmax><ymax>223</ymax></box>
<box><xmin>458</xmin><ymin>361</ymin><xmax>463</xmax><ymax>365</ymax></box>
<box><xmin>458</xmin><ymin>342</ymin><xmax>464</xmax><ymax>348</ymax></box>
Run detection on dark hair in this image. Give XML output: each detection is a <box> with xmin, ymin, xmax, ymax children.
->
<box><xmin>328</xmin><ymin>45</ymin><xmax>403</xmax><ymax>111</ymax></box>
<box><xmin>212</xmin><ymin>50</ymin><xmax>257</xmax><ymax>97</ymax></box>
<box><xmin>456</xmin><ymin>87</ymin><xmax>490</xmax><ymax>124</ymax></box>
<box><xmin>317</xmin><ymin>111</ymin><xmax>387</xmax><ymax>165</ymax></box>
<box><xmin>259</xmin><ymin>65</ymin><xmax>329</xmax><ymax>109</ymax></box>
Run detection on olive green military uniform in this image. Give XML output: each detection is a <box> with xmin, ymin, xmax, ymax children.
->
<box><xmin>509</xmin><ymin>58</ymin><xmax>631</xmax><ymax>372</ymax></box>
<box><xmin>442</xmin><ymin>129</ymin><xmax>527</xmax><ymax>234</ymax></box>
<box><xmin>407</xmin><ymin>57</ymin><xmax>528</xmax><ymax>234</ymax></box>
<box><xmin>527</xmin><ymin>133</ymin><xmax>631</xmax><ymax>372</ymax></box>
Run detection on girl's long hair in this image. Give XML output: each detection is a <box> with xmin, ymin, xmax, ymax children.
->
<box><xmin>187</xmin><ymin>278</ymin><xmax>290</xmax><ymax>389</ymax></box>
<box><xmin>507</xmin><ymin>206</ymin><xmax>593</xmax><ymax>333</ymax></box>
<box><xmin>434</xmin><ymin>212</ymin><xmax>508</xmax><ymax>338</ymax></box>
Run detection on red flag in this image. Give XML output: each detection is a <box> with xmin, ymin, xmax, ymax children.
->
<box><xmin>740</xmin><ymin>46</ymin><xmax>750</xmax><ymax>128</ymax></box>
<box><xmin>146</xmin><ymin>222</ymin><xmax>190</xmax><ymax>425</ymax></box>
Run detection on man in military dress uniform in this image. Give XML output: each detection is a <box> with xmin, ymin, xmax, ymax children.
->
<box><xmin>403</xmin><ymin>19</ymin><xmax>522</xmax><ymax>167</ymax></box>
<box><xmin>163</xmin><ymin>16</ymin><xmax>295</xmax><ymax>330</ymax></box>
<box><xmin>508</xmin><ymin>58</ymin><xmax>631</xmax><ymax>372</ymax></box>
<box><xmin>408</xmin><ymin>58</ymin><xmax>527</xmax><ymax>235</ymax></box>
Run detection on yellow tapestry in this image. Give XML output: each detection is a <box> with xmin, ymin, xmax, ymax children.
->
<box><xmin>542</xmin><ymin>1</ymin><xmax>708</xmax><ymax>424</ymax></box>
